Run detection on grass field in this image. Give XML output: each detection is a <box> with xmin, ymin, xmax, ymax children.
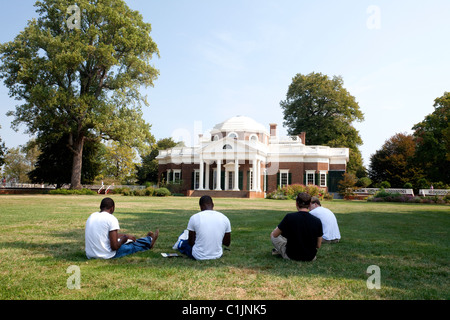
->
<box><xmin>0</xmin><ymin>195</ymin><xmax>448</xmax><ymax>300</ymax></box>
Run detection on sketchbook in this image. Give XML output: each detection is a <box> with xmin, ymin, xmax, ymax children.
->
<box><xmin>161</xmin><ymin>253</ymin><xmax>180</xmax><ymax>258</ymax></box>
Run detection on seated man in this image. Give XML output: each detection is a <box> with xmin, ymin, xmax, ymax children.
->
<box><xmin>178</xmin><ymin>195</ymin><xmax>231</xmax><ymax>260</ymax></box>
<box><xmin>85</xmin><ymin>197</ymin><xmax>159</xmax><ymax>259</ymax></box>
<box><xmin>309</xmin><ymin>197</ymin><xmax>341</xmax><ymax>243</ymax></box>
<box><xmin>271</xmin><ymin>192</ymin><xmax>323</xmax><ymax>261</ymax></box>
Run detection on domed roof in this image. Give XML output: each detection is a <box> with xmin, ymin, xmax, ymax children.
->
<box><xmin>212</xmin><ymin>116</ymin><xmax>268</xmax><ymax>134</ymax></box>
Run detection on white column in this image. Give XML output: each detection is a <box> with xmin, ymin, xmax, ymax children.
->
<box><xmin>224</xmin><ymin>168</ymin><xmax>229</xmax><ymax>191</ymax></box>
<box><xmin>215</xmin><ymin>159</ymin><xmax>222</xmax><ymax>191</ymax></box>
<box><xmin>251</xmin><ymin>159</ymin><xmax>257</xmax><ymax>191</ymax></box>
<box><xmin>167</xmin><ymin>169</ymin><xmax>171</xmax><ymax>183</ymax></box>
<box><xmin>233</xmin><ymin>160</ymin><xmax>239</xmax><ymax>191</ymax></box>
<box><xmin>199</xmin><ymin>159</ymin><xmax>204</xmax><ymax>190</ymax></box>
<box><xmin>205</xmin><ymin>162</ymin><xmax>210</xmax><ymax>190</ymax></box>
<box><xmin>256</xmin><ymin>160</ymin><xmax>260</xmax><ymax>192</ymax></box>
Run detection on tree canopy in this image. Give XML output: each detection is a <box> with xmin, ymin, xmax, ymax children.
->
<box><xmin>412</xmin><ymin>92</ymin><xmax>450</xmax><ymax>184</ymax></box>
<box><xmin>368</xmin><ymin>133</ymin><xmax>422</xmax><ymax>187</ymax></box>
<box><xmin>280</xmin><ymin>72</ymin><xmax>364</xmax><ymax>173</ymax></box>
<box><xmin>0</xmin><ymin>0</ymin><xmax>159</xmax><ymax>188</ymax></box>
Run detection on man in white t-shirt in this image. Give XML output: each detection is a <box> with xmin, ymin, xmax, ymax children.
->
<box><xmin>309</xmin><ymin>197</ymin><xmax>341</xmax><ymax>244</ymax></box>
<box><xmin>85</xmin><ymin>197</ymin><xmax>159</xmax><ymax>259</ymax></box>
<box><xmin>178</xmin><ymin>196</ymin><xmax>231</xmax><ymax>260</ymax></box>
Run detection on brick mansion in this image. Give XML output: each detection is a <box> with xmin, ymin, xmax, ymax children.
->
<box><xmin>156</xmin><ymin>116</ymin><xmax>349</xmax><ymax>198</ymax></box>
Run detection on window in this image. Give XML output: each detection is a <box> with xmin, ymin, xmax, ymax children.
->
<box><xmin>249</xmin><ymin>134</ymin><xmax>259</xmax><ymax>142</ymax></box>
<box><xmin>279</xmin><ymin>170</ymin><xmax>289</xmax><ymax>188</ymax></box>
<box><xmin>223</xmin><ymin>144</ymin><xmax>233</xmax><ymax>150</ymax></box>
<box><xmin>213</xmin><ymin>135</ymin><xmax>220</xmax><ymax>141</ymax></box>
<box><xmin>194</xmin><ymin>170</ymin><xmax>200</xmax><ymax>189</ymax></box>
<box><xmin>306</xmin><ymin>171</ymin><xmax>315</xmax><ymax>185</ymax></box>
<box><xmin>228</xmin><ymin>132</ymin><xmax>238</xmax><ymax>139</ymax></box>
<box><xmin>320</xmin><ymin>171</ymin><xmax>327</xmax><ymax>187</ymax></box>
<box><xmin>173</xmin><ymin>169</ymin><xmax>181</xmax><ymax>184</ymax></box>
<box><xmin>228</xmin><ymin>171</ymin><xmax>233</xmax><ymax>190</ymax></box>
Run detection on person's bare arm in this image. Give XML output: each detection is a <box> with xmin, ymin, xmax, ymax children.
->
<box><xmin>271</xmin><ymin>227</ymin><xmax>282</xmax><ymax>238</ymax></box>
<box><xmin>222</xmin><ymin>232</ymin><xmax>231</xmax><ymax>247</ymax></box>
<box><xmin>109</xmin><ymin>230</ymin><xmax>134</xmax><ymax>251</ymax></box>
<box><xmin>188</xmin><ymin>230</ymin><xmax>196</xmax><ymax>247</ymax></box>
<box><xmin>317</xmin><ymin>236</ymin><xmax>322</xmax><ymax>249</ymax></box>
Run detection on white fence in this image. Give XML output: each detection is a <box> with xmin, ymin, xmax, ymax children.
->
<box><xmin>0</xmin><ymin>183</ymin><xmax>146</xmax><ymax>192</ymax></box>
<box><xmin>418</xmin><ymin>189</ymin><xmax>449</xmax><ymax>196</ymax></box>
<box><xmin>354</xmin><ymin>188</ymin><xmax>415</xmax><ymax>196</ymax></box>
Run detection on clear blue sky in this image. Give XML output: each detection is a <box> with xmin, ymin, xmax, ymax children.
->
<box><xmin>1</xmin><ymin>0</ymin><xmax>449</xmax><ymax>166</ymax></box>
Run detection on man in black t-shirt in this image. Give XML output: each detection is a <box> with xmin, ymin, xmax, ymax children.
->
<box><xmin>271</xmin><ymin>192</ymin><xmax>323</xmax><ymax>261</ymax></box>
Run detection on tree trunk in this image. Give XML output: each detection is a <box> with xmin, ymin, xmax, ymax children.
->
<box><xmin>70</xmin><ymin>137</ymin><xmax>85</xmax><ymax>190</ymax></box>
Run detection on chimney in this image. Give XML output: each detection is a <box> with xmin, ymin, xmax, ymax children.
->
<box><xmin>298</xmin><ymin>132</ymin><xmax>306</xmax><ymax>144</ymax></box>
<box><xmin>269</xmin><ymin>123</ymin><xmax>277</xmax><ymax>137</ymax></box>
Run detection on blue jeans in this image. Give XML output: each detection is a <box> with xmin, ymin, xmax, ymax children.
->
<box><xmin>113</xmin><ymin>236</ymin><xmax>153</xmax><ymax>259</ymax></box>
<box><xmin>177</xmin><ymin>239</ymin><xmax>195</xmax><ymax>260</ymax></box>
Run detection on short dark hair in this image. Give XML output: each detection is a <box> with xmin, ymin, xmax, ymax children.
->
<box><xmin>199</xmin><ymin>195</ymin><xmax>214</xmax><ymax>208</ymax></box>
<box><xmin>311</xmin><ymin>196</ymin><xmax>321</xmax><ymax>206</ymax></box>
<box><xmin>100</xmin><ymin>197</ymin><xmax>115</xmax><ymax>211</ymax></box>
<box><xmin>296</xmin><ymin>192</ymin><xmax>311</xmax><ymax>209</ymax></box>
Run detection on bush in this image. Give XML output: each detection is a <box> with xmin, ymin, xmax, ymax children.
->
<box><xmin>144</xmin><ymin>186</ymin><xmax>155</xmax><ymax>196</ymax></box>
<box><xmin>48</xmin><ymin>188</ymin><xmax>96</xmax><ymax>195</ymax></box>
<box><xmin>133</xmin><ymin>189</ymin><xmax>146</xmax><ymax>196</ymax></box>
<box><xmin>266</xmin><ymin>190</ymin><xmax>288</xmax><ymax>200</ymax></box>
<box><xmin>266</xmin><ymin>184</ymin><xmax>329</xmax><ymax>201</ymax></box>
<box><xmin>284</xmin><ymin>184</ymin><xmax>306</xmax><ymax>199</ymax></box>
<box><xmin>119</xmin><ymin>187</ymin><xmax>132</xmax><ymax>196</ymax></box>
<box><xmin>155</xmin><ymin>187</ymin><xmax>171</xmax><ymax>197</ymax></box>
<box><xmin>368</xmin><ymin>193</ymin><xmax>449</xmax><ymax>204</ymax></box>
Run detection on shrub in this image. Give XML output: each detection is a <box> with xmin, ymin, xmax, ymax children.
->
<box><xmin>306</xmin><ymin>185</ymin><xmax>321</xmax><ymax>198</ymax></box>
<box><xmin>133</xmin><ymin>189</ymin><xmax>146</xmax><ymax>196</ymax></box>
<box><xmin>48</xmin><ymin>188</ymin><xmax>96</xmax><ymax>195</ymax></box>
<box><xmin>266</xmin><ymin>184</ymin><xmax>328</xmax><ymax>201</ymax></box>
<box><xmin>119</xmin><ymin>187</ymin><xmax>132</xmax><ymax>196</ymax></box>
<box><xmin>144</xmin><ymin>186</ymin><xmax>155</xmax><ymax>196</ymax></box>
<box><xmin>155</xmin><ymin>187</ymin><xmax>171</xmax><ymax>197</ymax></box>
<box><xmin>266</xmin><ymin>190</ymin><xmax>288</xmax><ymax>200</ymax></box>
<box><xmin>284</xmin><ymin>184</ymin><xmax>306</xmax><ymax>199</ymax></box>
<box><xmin>373</xmin><ymin>187</ymin><xmax>391</xmax><ymax>198</ymax></box>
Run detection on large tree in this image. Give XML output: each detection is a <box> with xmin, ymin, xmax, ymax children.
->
<box><xmin>412</xmin><ymin>92</ymin><xmax>450</xmax><ymax>184</ymax></box>
<box><xmin>368</xmin><ymin>133</ymin><xmax>423</xmax><ymax>187</ymax></box>
<box><xmin>280</xmin><ymin>72</ymin><xmax>365</xmax><ymax>173</ymax></box>
<box><xmin>0</xmin><ymin>126</ymin><xmax>6</xmax><ymax>168</ymax></box>
<box><xmin>0</xmin><ymin>0</ymin><xmax>158</xmax><ymax>189</ymax></box>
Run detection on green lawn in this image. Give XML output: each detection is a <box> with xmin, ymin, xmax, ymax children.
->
<box><xmin>0</xmin><ymin>195</ymin><xmax>448</xmax><ymax>300</ymax></box>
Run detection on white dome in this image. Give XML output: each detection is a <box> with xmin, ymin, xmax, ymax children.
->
<box><xmin>211</xmin><ymin>116</ymin><xmax>268</xmax><ymax>134</ymax></box>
